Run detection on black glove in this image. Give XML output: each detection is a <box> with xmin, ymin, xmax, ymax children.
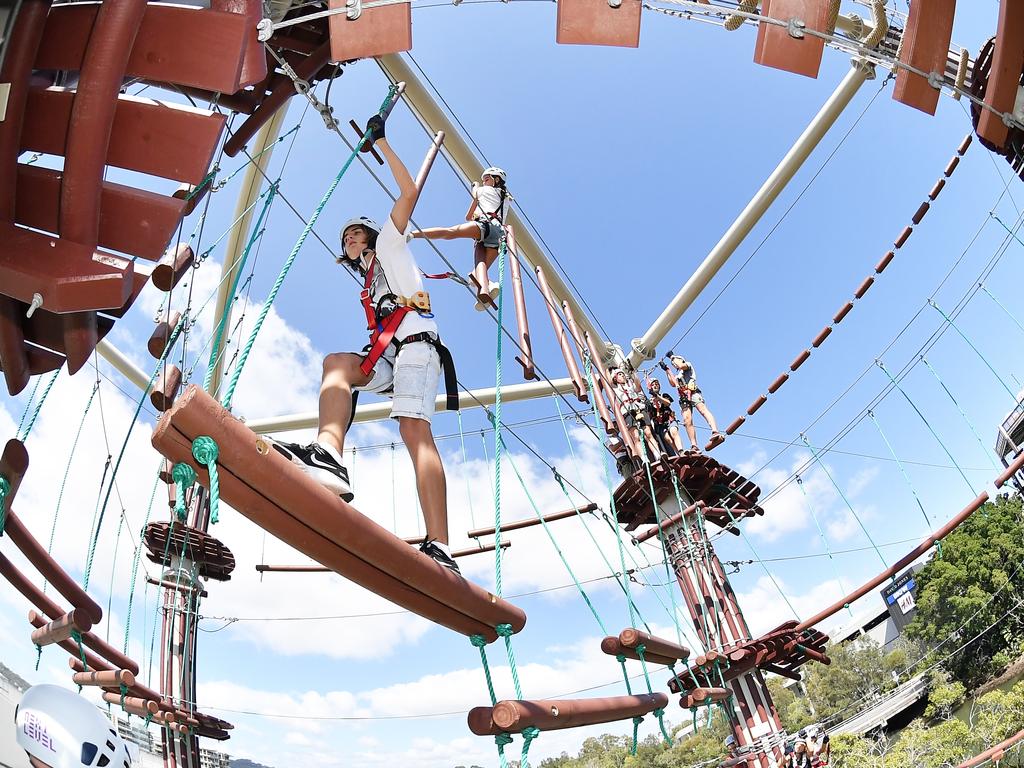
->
<box><xmin>658</xmin><ymin>361</ymin><xmax>669</xmax><ymax>371</ymax></box>
<box><xmin>362</xmin><ymin>115</ymin><xmax>385</xmax><ymax>151</ymax></box>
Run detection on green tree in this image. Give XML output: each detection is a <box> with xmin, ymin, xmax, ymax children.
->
<box><xmin>803</xmin><ymin>638</ymin><xmax>898</xmax><ymax>720</ymax></box>
<box><xmin>766</xmin><ymin>676</ymin><xmax>814</xmax><ymax>733</ymax></box>
<box><xmin>905</xmin><ymin>495</ymin><xmax>1024</xmax><ymax>690</ymax></box>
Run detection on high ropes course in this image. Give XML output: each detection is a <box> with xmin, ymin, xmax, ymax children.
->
<box><xmin>0</xmin><ymin>1</ymin><xmax>1023</xmax><ymax>767</ymax></box>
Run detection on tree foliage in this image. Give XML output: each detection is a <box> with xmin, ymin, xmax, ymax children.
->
<box><xmin>905</xmin><ymin>495</ymin><xmax>1024</xmax><ymax>690</ymax></box>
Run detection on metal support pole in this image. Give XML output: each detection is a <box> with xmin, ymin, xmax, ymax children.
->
<box><xmin>97</xmin><ymin>338</ymin><xmax>150</xmax><ymax>391</ymax></box>
<box><xmin>208</xmin><ymin>106</ymin><xmax>290</xmax><ymax>399</ymax></box>
<box><xmin>626</xmin><ymin>59</ymin><xmax>874</xmax><ymax>368</ymax></box>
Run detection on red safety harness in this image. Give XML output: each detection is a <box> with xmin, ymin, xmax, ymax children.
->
<box><xmin>357</xmin><ymin>256</ymin><xmax>459</xmax><ymax>410</ymax></box>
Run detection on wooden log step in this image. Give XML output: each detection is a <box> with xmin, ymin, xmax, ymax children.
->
<box><xmin>23</xmin><ymin>88</ymin><xmax>225</xmax><ymax>185</ymax></box>
<box><xmin>152</xmin><ymin>385</ymin><xmax>526</xmax><ymax>642</ymax></box>
<box><xmin>468</xmin><ymin>693</ymin><xmax>668</xmax><ymax>736</ymax></box>
<box><xmin>15</xmin><ymin>165</ymin><xmax>184</xmax><ymax>262</ymax></box>
<box><xmin>151</xmin><ymin>244</ymin><xmax>194</xmax><ymax>293</ymax></box>
<box><xmin>618</xmin><ymin>628</ymin><xmax>690</xmax><ymax>662</ymax></box>
<box><xmin>72</xmin><ymin>668</ymin><xmax>135</xmax><ymax>688</ymax></box>
<box><xmin>149</xmin><ymin>311</ymin><xmax>182</xmax><ymax>360</ymax></box>
<box><xmin>28</xmin><ymin>609</ymin><xmax>92</xmax><ymax>646</ymax></box>
<box><xmin>36</xmin><ymin>2</ymin><xmax>251</xmax><ymax>94</ymax></box>
<box><xmin>600</xmin><ymin>636</ymin><xmax>678</xmax><ymax>667</ymax></box>
<box><xmin>151</xmin><ymin>365</ymin><xmax>182</xmax><ymax>412</ymax></box>
<box><xmin>466</xmin><ymin>503</ymin><xmax>597</xmax><ymax>539</ymax></box>
<box><xmin>0</xmin><ymin>222</ymin><xmax>133</xmax><ymax>313</ymax></box>
<box><xmin>679</xmin><ymin>687</ymin><xmax>732</xmax><ymax>708</ymax></box>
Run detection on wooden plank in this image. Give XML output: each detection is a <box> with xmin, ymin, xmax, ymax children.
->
<box><xmin>22</xmin><ymin>88</ymin><xmax>226</xmax><ymax>185</ymax></box>
<box><xmin>36</xmin><ymin>3</ymin><xmax>249</xmax><ymax>94</ymax></box>
<box><xmin>753</xmin><ymin>0</ymin><xmax>831</xmax><ymax>79</ymax></box>
<box><xmin>892</xmin><ymin>0</ymin><xmax>956</xmax><ymax>115</ymax></box>
<box><xmin>555</xmin><ymin>0</ymin><xmax>641</xmax><ymax>48</ymax></box>
<box><xmin>0</xmin><ymin>222</ymin><xmax>132</xmax><ymax>312</ymax></box>
<box><xmin>15</xmin><ymin>165</ymin><xmax>185</xmax><ymax>262</ymax></box>
<box><xmin>328</xmin><ymin>0</ymin><xmax>412</xmax><ymax>61</ymax></box>
<box><xmin>978</xmin><ymin>0</ymin><xmax>1024</xmax><ymax>146</ymax></box>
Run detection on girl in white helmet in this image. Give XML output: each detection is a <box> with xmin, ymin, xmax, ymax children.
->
<box><xmin>16</xmin><ymin>684</ymin><xmax>134</xmax><ymax>768</ymax></box>
<box><xmin>412</xmin><ymin>167</ymin><xmax>509</xmax><ymax>310</ymax></box>
<box><xmin>661</xmin><ymin>355</ymin><xmax>722</xmax><ymax>452</ymax></box>
<box><xmin>270</xmin><ymin>113</ymin><xmax>460</xmax><ymax>574</ymax></box>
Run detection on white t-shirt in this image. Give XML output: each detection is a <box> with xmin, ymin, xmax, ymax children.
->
<box><xmin>360</xmin><ymin>216</ymin><xmax>437</xmax><ymax>340</ymax></box>
<box><xmin>474</xmin><ymin>184</ymin><xmax>505</xmax><ymax>221</ymax></box>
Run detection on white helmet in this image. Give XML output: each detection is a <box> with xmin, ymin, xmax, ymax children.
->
<box><xmin>481</xmin><ymin>167</ymin><xmax>506</xmax><ymax>183</ymax></box>
<box><xmin>15</xmin><ymin>685</ymin><xmax>133</xmax><ymax>768</ymax></box>
<box><xmin>340</xmin><ymin>216</ymin><xmax>380</xmax><ymax>243</ymax></box>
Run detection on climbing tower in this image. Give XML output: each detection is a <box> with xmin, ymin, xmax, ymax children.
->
<box><xmin>615</xmin><ymin>455</ymin><xmax>830</xmax><ymax>766</ymax></box>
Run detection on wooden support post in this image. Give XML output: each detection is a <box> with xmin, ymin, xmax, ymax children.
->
<box><xmin>978</xmin><ymin>1</ymin><xmax>1024</xmax><ymax>147</ymax></box>
<box><xmin>535</xmin><ymin>265</ymin><xmax>587</xmax><ymax>402</ymax></box>
<box><xmin>633</xmin><ymin>501</ymin><xmax>703</xmax><ymax>544</ymax></box>
<box><xmin>506</xmin><ymin>226</ymin><xmax>538</xmax><ymax>381</ymax></box>
<box><xmin>468</xmin><ymin>693</ymin><xmax>669</xmax><ymax>736</ymax></box>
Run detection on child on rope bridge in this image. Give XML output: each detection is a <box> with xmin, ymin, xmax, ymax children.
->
<box><xmin>661</xmin><ymin>354</ymin><xmax>723</xmax><ymax>452</ymax></box>
<box><xmin>411</xmin><ymin>167</ymin><xmax>509</xmax><ymax>310</ymax></box>
<box><xmin>271</xmin><ymin>112</ymin><xmax>461</xmax><ymax>574</ymax></box>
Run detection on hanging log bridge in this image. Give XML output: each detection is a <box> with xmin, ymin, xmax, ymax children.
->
<box><xmin>152</xmin><ymin>385</ymin><xmax>526</xmax><ymax>642</ymax></box>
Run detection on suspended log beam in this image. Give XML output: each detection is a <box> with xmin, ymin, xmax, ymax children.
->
<box><xmin>2</xmin><ymin>508</ymin><xmax>104</xmax><ymax>624</ymax></box>
<box><xmin>149</xmin><ymin>311</ymin><xmax>182</xmax><ymax>360</ymax></box>
<box><xmin>468</xmin><ymin>693</ymin><xmax>668</xmax><ymax>736</ymax></box>
<box><xmin>67</xmin><ymin>658</ymin><xmax>163</xmax><ymax>706</ymax></box>
<box><xmin>1</xmin><ymin>552</ymin><xmax>138</xmax><ymax>674</ymax></box>
<box><xmin>151</xmin><ymin>364</ymin><xmax>182</xmax><ymax>412</ymax></box>
<box><xmin>893</xmin><ymin>0</ymin><xmax>956</xmax><ymax>114</ymax></box>
<box><xmin>679</xmin><ymin>686</ymin><xmax>732</xmax><ymax>709</ymax></box>
<box><xmin>151</xmin><ymin>244</ymin><xmax>195</xmax><ymax>293</ymax></box>
<box><xmin>600</xmin><ymin>636</ymin><xmax>678</xmax><ymax>667</ymax></box>
<box><xmin>619</xmin><ymin>628</ymin><xmax>690</xmax><ymax>662</ymax></box>
<box><xmin>995</xmin><ymin>450</ymin><xmax>1024</xmax><ymax>488</ymax></box>
<box><xmin>467</xmin><ymin>503</ymin><xmax>597</xmax><ymax>539</ymax></box>
<box><xmin>796</xmin><ymin>491</ymin><xmax>989</xmax><ymax>630</ymax></box>
<box><xmin>632</xmin><ymin>502</ymin><xmax>705</xmax><ymax>544</ymax></box>
<box><xmin>72</xmin><ymin>668</ymin><xmax>135</xmax><ymax>688</ymax></box>
<box><xmin>506</xmin><ymin>226</ymin><xmax>538</xmax><ymax>382</ymax></box>
<box><xmin>754</xmin><ymin>0</ymin><xmax>831</xmax><ymax>79</ymax></box>
<box><xmin>28</xmin><ymin>609</ymin><xmax>92</xmax><ymax>647</ymax></box>
<box><xmin>535</xmin><ymin>264</ymin><xmax>587</xmax><ymax>402</ymax></box>
<box><xmin>977</xmin><ymin>0</ymin><xmax>1024</xmax><ymax>147</ymax></box>
<box><xmin>153</xmin><ymin>385</ymin><xmax>526</xmax><ymax>642</ymax></box>
<box><xmin>255</xmin><ymin>541</ymin><xmax>511</xmax><ymax>572</ymax></box>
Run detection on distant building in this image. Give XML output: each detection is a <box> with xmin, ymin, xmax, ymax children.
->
<box><xmin>995</xmin><ymin>389</ymin><xmax>1024</xmax><ymax>493</ymax></box>
<box><xmin>828</xmin><ymin>565</ymin><xmax>922</xmax><ymax>651</ymax></box>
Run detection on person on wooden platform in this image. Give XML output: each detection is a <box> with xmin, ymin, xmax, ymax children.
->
<box><xmin>661</xmin><ymin>355</ymin><xmax>722</xmax><ymax>452</ymax></box>
<box><xmin>645</xmin><ymin>373</ymin><xmax>683</xmax><ymax>456</ymax></box>
<box><xmin>272</xmin><ymin>113</ymin><xmax>460</xmax><ymax>574</ymax></box>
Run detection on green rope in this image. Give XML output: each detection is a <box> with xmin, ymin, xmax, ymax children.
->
<box><xmin>205</xmin><ymin>182</ymin><xmax>278</xmax><ymax>393</ymax></box>
<box><xmin>720</xmin><ymin>504</ymin><xmax>800</xmax><ymax>619</ymax></box>
<box><xmin>978</xmin><ymin>283</ymin><xmax>1024</xmax><ymax>337</ymax></box>
<box><xmin>504</xmin><ymin>448</ymin><xmax>607</xmax><ymax>634</ymax></box>
<box><xmin>492</xmin><ymin>232</ymin><xmax>508</xmax><ymax>597</ymax></box>
<box><xmin>616</xmin><ymin>654</ymin><xmax>634</xmax><ymax>694</ymax></box>
<box><xmin>866</xmin><ymin>410</ymin><xmax>933</xmax><ymax>530</ymax></box>
<box><xmin>470</xmin><ymin>635</ymin><xmax>499</xmax><ymax>704</ymax></box>
<box><xmin>70</xmin><ymin>630</ymin><xmax>88</xmax><ymax>671</ymax></box>
<box><xmin>18</xmin><ymin>369</ymin><xmax>61</xmax><ymax>441</ymax></box>
<box><xmin>873</xmin><ymin>362</ymin><xmax>976</xmax><ymax>495</ymax></box>
<box><xmin>667</xmin><ymin>475</ymin><xmax>714</xmax><ymax>647</ymax></box>
<box><xmin>635</xmin><ymin>646</ymin><xmax>672</xmax><ymax>746</ymax></box>
<box><xmin>795</xmin><ymin>475</ymin><xmax>851</xmax><ymax>616</ymax></box>
<box><xmin>631</xmin><ymin>716</ymin><xmax>643</xmax><ymax>755</ymax></box>
<box><xmin>15</xmin><ymin>373</ymin><xmax>43</xmax><ymax>437</ymax></box>
<box><xmin>44</xmin><ymin>381</ymin><xmax>99</xmax><ymax>588</ymax></box>
<box><xmin>172</xmin><ymin>463</ymin><xmax>197</xmax><ymax>521</ymax></box>
<box><xmin>195</xmin><ymin>186</ymin><xmax>274</xmax><ymax>264</ymax></box>
<box><xmin>191</xmin><ymin>437</ymin><xmax>220</xmax><ymax>524</ymax></box>
<box><xmin>124</xmin><ymin>465</ymin><xmax>163</xmax><ymax>653</ymax></box>
<box><xmin>920</xmin><ymin>356</ymin><xmax>1000</xmax><ymax>470</ymax></box>
<box><xmin>991</xmin><ymin>212</ymin><xmax>1024</xmax><ymax>252</ymax></box>
<box><xmin>927</xmin><ymin>299</ymin><xmax>1018</xmax><ymax>402</ymax></box>
<box><xmin>82</xmin><ymin>316</ymin><xmax>186</xmax><ymax>590</ymax></box>
<box><xmin>456</xmin><ymin>410</ymin><xmax>478</xmax><ymax>530</ymax></box>
<box><xmin>800</xmin><ymin>433</ymin><xmax>891</xmax><ymax>565</ymax></box>
<box><xmin>521</xmin><ymin>726</ymin><xmax>540</xmax><ymax>768</ymax></box>
<box><xmin>216</xmin><ymin>124</ymin><xmax>301</xmax><ymax>189</ymax></box>
<box><xmin>0</xmin><ymin>476</ymin><xmax>8</xmax><ymax>537</ymax></box>
<box><xmin>221</xmin><ymin>85</ymin><xmax>398</xmax><ymax>409</ymax></box>
<box><xmin>496</xmin><ymin>623</ymin><xmax>523</xmax><ymax>698</ymax></box>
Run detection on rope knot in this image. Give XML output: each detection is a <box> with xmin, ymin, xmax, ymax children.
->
<box><xmin>0</xmin><ymin>475</ymin><xmax>9</xmax><ymax>537</ymax></box>
<box><xmin>521</xmin><ymin>726</ymin><xmax>541</xmax><ymax>742</ymax></box>
<box><xmin>495</xmin><ymin>623</ymin><xmax>514</xmax><ymax>638</ymax></box>
<box><xmin>653</xmin><ymin>708</ymin><xmax>665</xmax><ymax>717</ymax></box>
<box><xmin>192</xmin><ymin>436</ymin><xmax>219</xmax><ymax>465</ymax></box>
<box><xmin>469</xmin><ymin>634</ymin><xmax>487</xmax><ymax>648</ymax></box>
<box><xmin>615</xmin><ymin>653</ymin><xmax>627</xmax><ymax>663</ymax></box>
<box><xmin>494</xmin><ymin>733</ymin><xmax>513</xmax><ymax>747</ymax></box>
<box><xmin>632</xmin><ymin>716</ymin><xmax>644</xmax><ymax>725</ymax></box>
<box><xmin>171</xmin><ymin>463</ymin><xmax>197</xmax><ymax>486</ymax></box>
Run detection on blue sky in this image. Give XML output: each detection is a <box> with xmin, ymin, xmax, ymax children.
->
<box><xmin>2</xmin><ymin>2</ymin><xmax>1023</xmax><ymax>766</ymax></box>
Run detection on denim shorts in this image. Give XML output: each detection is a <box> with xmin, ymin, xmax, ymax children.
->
<box><xmin>474</xmin><ymin>217</ymin><xmax>504</xmax><ymax>249</ymax></box>
<box><xmin>361</xmin><ymin>339</ymin><xmax>441</xmax><ymax>422</ymax></box>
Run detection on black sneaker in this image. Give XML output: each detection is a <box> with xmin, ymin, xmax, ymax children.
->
<box><xmin>419</xmin><ymin>540</ymin><xmax>461</xmax><ymax>575</ymax></box>
<box><xmin>269</xmin><ymin>439</ymin><xmax>354</xmax><ymax>502</ymax></box>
